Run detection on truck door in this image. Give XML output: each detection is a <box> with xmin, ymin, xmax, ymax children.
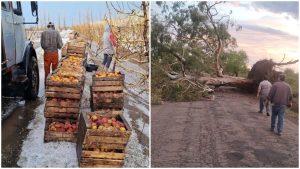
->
<box><xmin>12</xmin><ymin>1</ymin><xmax>26</xmax><ymax>64</ymax></box>
<box><xmin>1</xmin><ymin>1</ymin><xmax>16</xmax><ymax>68</ymax></box>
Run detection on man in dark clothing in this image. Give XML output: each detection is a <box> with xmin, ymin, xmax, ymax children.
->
<box><xmin>268</xmin><ymin>74</ymin><xmax>293</xmax><ymax>136</ymax></box>
<box><xmin>41</xmin><ymin>22</ymin><xmax>63</xmax><ymax>84</ymax></box>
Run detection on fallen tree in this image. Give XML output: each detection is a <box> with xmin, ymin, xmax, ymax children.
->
<box><xmin>165</xmin><ymin>58</ymin><xmax>298</xmax><ymax>93</ymax></box>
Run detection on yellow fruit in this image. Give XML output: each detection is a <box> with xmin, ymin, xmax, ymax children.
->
<box><xmin>120</xmin><ymin>127</ymin><xmax>126</xmax><ymax>132</ymax></box>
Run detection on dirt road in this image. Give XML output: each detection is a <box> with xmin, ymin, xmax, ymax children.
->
<box><xmin>151</xmin><ymin>88</ymin><xmax>298</xmax><ymax>167</ymax></box>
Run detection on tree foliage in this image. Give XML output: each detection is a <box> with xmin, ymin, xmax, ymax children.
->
<box><xmin>221</xmin><ymin>50</ymin><xmax>248</xmax><ymax>77</ymax></box>
<box><xmin>151</xmin><ymin>1</ymin><xmax>242</xmax><ymax>102</ymax></box>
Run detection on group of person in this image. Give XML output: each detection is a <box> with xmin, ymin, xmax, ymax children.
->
<box><xmin>257</xmin><ymin>74</ymin><xmax>293</xmax><ymax>136</ymax></box>
<box><xmin>40</xmin><ymin>22</ymin><xmax>116</xmax><ymax>84</ymax></box>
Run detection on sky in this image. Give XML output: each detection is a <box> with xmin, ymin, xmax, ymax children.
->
<box><xmin>217</xmin><ymin>1</ymin><xmax>299</xmax><ymax>72</ymax></box>
<box><xmin>22</xmin><ymin>1</ymin><xmax>141</xmax><ymax>27</ymax></box>
<box><xmin>152</xmin><ymin>1</ymin><xmax>299</xmax><ymax>72</ymax></box>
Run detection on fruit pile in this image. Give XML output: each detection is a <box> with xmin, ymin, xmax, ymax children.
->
<box><xmin>62</xmin><ymin>56</ymin><xmax>83</xmax><ymax>66</ymax></box>
<box><xmin>87</xmin><ymin>114</ymin><xmax>127</xmax><ymax>132</ymax></box>
<box><xmin>59</xmin><ymin>65</ymin><xmax>84</xmax><ymax>73</ymax></box>
<box><xmin>48</xmin><ymin>120</ymin><xmax>78</xmax><ymax>133</ymax></box>
<box><xmin>95</xmin><ymin>71</ymin><xmax>121</xmax><ymax>77</ymax></box>
<box><xmin>56</xmin><ymin>71</ymin><xmax>82</xmax><ymax>77</ymax></box>
<box><xmin>49</xmin><ymin>75</ymin><xmax>79</xmax><ymax>83</ymax></box>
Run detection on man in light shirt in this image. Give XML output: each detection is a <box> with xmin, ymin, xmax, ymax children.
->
<box><xmin>257</xmin><ymin>76</ymin><xmax>272</xmax><ymax>116</ymax></box>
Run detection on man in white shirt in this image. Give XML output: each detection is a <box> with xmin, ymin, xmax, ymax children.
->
<box><xmin>257</xmin><ymin>76</ymin><xmax>272</xmax><ymax>116</ymax></box>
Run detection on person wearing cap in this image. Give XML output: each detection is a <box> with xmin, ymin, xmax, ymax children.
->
<box><xmin>268</xmin><ymin>74</ymin><xmax>293</xmax><ymax>136</ymax></box>
<box><xmin>41</xmin><ymin>22</ymin><xmax>63</xmax><ymax>84</ymax></box>
<box><xmin>257</xmin><ymin>76</ymin><xmax>272</xmax><ymax>116</ymax></box>
<box><xmin>102</xmin><ymin>24</ymin><xmax>117</xmax><ymax>72</ymax></box>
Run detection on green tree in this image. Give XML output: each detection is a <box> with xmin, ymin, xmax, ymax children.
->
<box><xmin>221</xmin><ymin>50</ymin><xmax>248</xmax><ymax>77</ymax></box>
<box><xmin>151</xmin><ymin>1</ymin><xmax>241</xmax><ymax>102</ymax></box>
<box><xmin>284</xmin><ymin>68</ymin><xmax>298</xmax><ymax>93</ymax></box>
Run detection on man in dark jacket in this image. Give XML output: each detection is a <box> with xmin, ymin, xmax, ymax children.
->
<box><xmin>268</xmin><ymin>74</ymin><xmax>293</xmax><ymax>136</ymax></box>
<box><xmin>41</xmin><ymin>22</ymin><xmax>63</xmax><ymax>84</ymax></box>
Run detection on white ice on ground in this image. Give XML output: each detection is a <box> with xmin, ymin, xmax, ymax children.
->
<box><xmin>17</xmin><ymin>101</ymin><xmax>78</xmax><ymax>168</ymax></box>
<box><xmin>124</xmin><ymin>131</ymin><xmax>149</xmax><ymax>167</ymax></box>
<box><xmin>122</xmin><ymin>109</ymin><xmax>149</xmax><ymax>167</ymax></box>
<box><xmin>135</xmin><ymin>117</ymin><xmax>149</xmax><ymax>138</ymax></box>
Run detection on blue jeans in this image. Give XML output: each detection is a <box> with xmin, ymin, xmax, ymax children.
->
<box><xmin>271</xmin><ymin>105</ymin><xmax>286</xmax><ymax>132</ymax></box>
<box><xmin>102</xmin><ymin>54</ymin><xmax>113</xmax><ymax>68</ymax></box>
<box><xmin>259</xmin><ymin>97</ymin><xmax>270</xmax><ymax>113</ymax></box>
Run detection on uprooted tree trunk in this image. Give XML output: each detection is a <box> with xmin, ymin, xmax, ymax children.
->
<box><xmin>166</xmin><ymin>59</ymin><xmax>298</xmax><ymax>93</ymax></box>
<box><xmin>204</xmin><ymin>59</ymin><xmax>298</xmax><ymax>92</ymax></box>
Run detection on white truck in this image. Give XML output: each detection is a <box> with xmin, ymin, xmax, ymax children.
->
<box><xmin>1</xmin><ymin>1</ymin><xmax>39</xmax><ymax>99</ymax></box>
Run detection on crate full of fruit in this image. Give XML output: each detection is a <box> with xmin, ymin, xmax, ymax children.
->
<box><xmin>91</xmin><ymin>71</ymin><xmax>124</xmax><ymax>111</ymax></box>
<box><xmin>44</xmin><ymin>118</ymin><xmax>78</xmax><ymax>143</ymax></box>
<box><xmin>67</xmin><ymin>41</ymin><xmax>86</xmax><ymax>55</ymax></box>
<box><xmin>76</xmin><ymin>111</ymin><xmax>131</xmax><ymax>168</ymax></box>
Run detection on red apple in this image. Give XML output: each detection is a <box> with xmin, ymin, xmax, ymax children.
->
<box><xmin>101</xmin><ymin>117</ymin><xmax>108</xmax><ymax>123</ymax></box>
<box><xmin>96</xmin><ymin>119</ymin><xmax>102</xmax><ymax>126</ymax></box>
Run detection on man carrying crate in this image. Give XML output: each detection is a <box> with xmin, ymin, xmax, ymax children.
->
<box><xmin>41</xmin><ymin>22</ymin><xmax>63</xmax><ymax>84</ymax></box>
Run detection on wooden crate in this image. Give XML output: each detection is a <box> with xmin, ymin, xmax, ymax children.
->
<box><xmin>44</xmin><ymin>118</ymin><xmax>78</xmax><ymax>143</ymax></box>
<box><xmin>46</xmin><ymin>75</ymin><xmax>85</xmax><ymax>87</ymax></box>
<box><xmin>90</xmin><ymin>88</ymin><xmax>123</xmax><ymax>110</ymax></box>
<box><xmin>92</xmin><ymin>74</ymin><xmax>124</xmax><ymax>82</ymax></box>
<box><xmin>91</xmin><ymin>74</ymin><xmax>124</xmax><ymax>111</ymax></box>
<box><xmin>77</xmin><ymin>111</ymin><xmax>131</xmax><ymax>168</ymax></box>
<box><xmin>92</xmin><ymin>92</ymin><xmax>124</xmax><ymax>103</ymax></box>
<box><xmin>46</xmin><ymin>98</ymin><xmax>81</xmax><ymax>108</ymax></box>
<box><xmin>46</xmin><ymin>86</ymin><xmax>83</xmax><ymax>100</ymax></box>
<box><xmin>79</xmin><ymin>151</ymin><xmax>125</xmax><ymax>168</ymax></box>
<box><xmin>44</xmin><ymin>106</ymin><xmax>80</xmax><ymax>119</ymax></box>
<box><xmin>67</xmin><ymin>43</ymin><xmax>86</xmax><ymax>54</ymax></box>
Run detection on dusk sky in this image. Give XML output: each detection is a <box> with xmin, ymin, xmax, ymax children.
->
<box><xmin>217</xmin><ymin>1</ymin><xmax>299</xmax><ymax>72</ymax></box>
<box><xmin>152</xmin><ymin>1</ymin><xmax>299</xmax><ymax>72</ymax></box>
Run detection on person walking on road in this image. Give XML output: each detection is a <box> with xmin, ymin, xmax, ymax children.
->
<box><xmin>41</xmin><ymin>22</ymin><xmax>63</xmax><ymax>84</ymax></box>
<box><xmin>257</xmin><ymin>76</ymin><xmax>272</xmax><ymax>116</ymax></box>
<box><xmin>268</xmin><ymin>74</ymin><xmax>293</xmax><ymax>136</ymax></box>
<box><xmin>102</xmin><ymin>24</ymin><xmax>117</xmax><ymax>72</ymax></box>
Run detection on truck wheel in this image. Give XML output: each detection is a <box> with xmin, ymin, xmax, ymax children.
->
<box><xmin>24</xmin><ymin>56</ymin><xmax>39</xmax><ymax>100</ymax></box>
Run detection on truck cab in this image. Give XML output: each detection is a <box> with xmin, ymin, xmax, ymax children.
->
<box><xmin>1</xmin><ymin>1</ymin><xmax>39</xmax><ymax>99</ymax></box>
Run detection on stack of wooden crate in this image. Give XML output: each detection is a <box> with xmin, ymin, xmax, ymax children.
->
<box><xmin>67</xmin><ymin>41</ymin><xmax>86</xmax><ymax>56</ymax></box>
<box><xmin>44</xmin><ymin>40</ymin><xmax>87</xmax><ymax>143</ymax></box>
<box><xmin>76</xmin><ymin>111</ymin><xmax>132</xmax><ymax>168</ymax></box>
<box><xmin>90</xmin><ymin>72</ymin><xmax>125</xmax><ymax>111</ymax></box>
